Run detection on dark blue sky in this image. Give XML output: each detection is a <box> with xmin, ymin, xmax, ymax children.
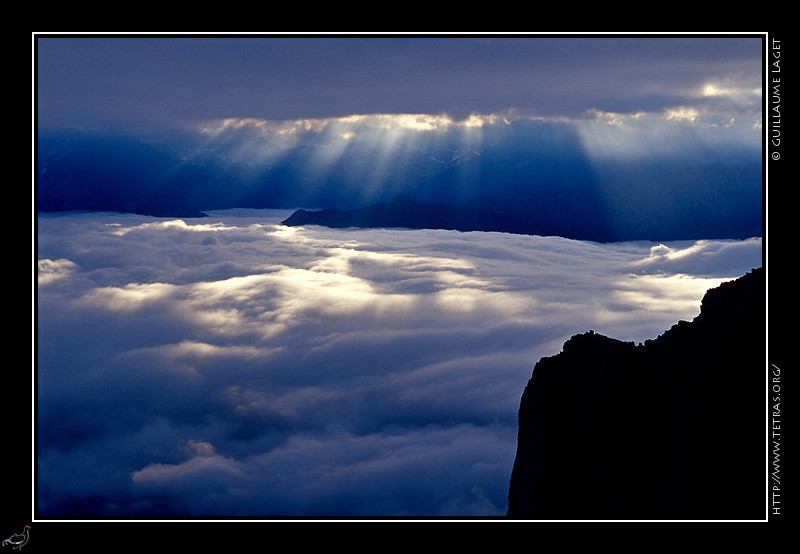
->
<box><xmin>36</xmin><ymin>34</ymin><xmax>763</xmax><ymax>134</ymax></box>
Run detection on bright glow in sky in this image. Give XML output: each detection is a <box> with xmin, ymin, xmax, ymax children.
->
<box><xmin>182</xmin><ymin>104</ymin><xmax>762</xmax><ymax>189</ymax></box>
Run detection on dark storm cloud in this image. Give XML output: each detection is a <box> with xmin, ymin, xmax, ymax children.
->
<box><xmin>36</xmin><ymin>210</ymin><xmax>762</xmax><ymax>517</ymax></box>
<box><xmin>35</xmin><ymin>34</ymin><xmax>763</xmax><ymax>132</ymax></box>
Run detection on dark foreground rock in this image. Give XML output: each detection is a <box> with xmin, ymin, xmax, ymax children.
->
<box><xmin>507</xmin><ymin>267</ymin><xmax>765</xmax><ymax>519</ymax></box>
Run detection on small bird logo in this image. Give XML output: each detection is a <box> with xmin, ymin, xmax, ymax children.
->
<box><xmin>2</xmin><ymin>526</ymin><xmax>29</xmax><ymax>550</ymax></box>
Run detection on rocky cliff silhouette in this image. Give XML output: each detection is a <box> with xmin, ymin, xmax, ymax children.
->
<box><xmin>507</xmin><ymin>267</ymin><xmax>765</xmax><ymax>519</ymax></box>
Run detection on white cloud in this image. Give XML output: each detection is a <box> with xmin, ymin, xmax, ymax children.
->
<box><xmin>665</xmin><ymin>106</ymin><xmax>701</xmax><ymax>122</ymax></box>
<box><xmin>37</xmin><ymin>258</ymin><xmax>77</xmax><ymax>285</ymax></box>
<box><xmin>632</xmin><ymin>238</ymin><xmax>763</xmax><ymax>275</ymax></box>
<box><xmin>131</xmin><ymin>441</ymin><xmax>246</xmax><ymax>491</ymax></box>
<box><xmin>35</xmin><ymin>209</ymin><xmax>763</xmax><ymax>517</ymax></box>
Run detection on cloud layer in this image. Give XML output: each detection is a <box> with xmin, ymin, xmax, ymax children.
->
<box><xmin>36</xmin><ymin>35</ymin><xmax>763</xmax><ymax>133</ymax></box>
<box><xmin>36</xmin><ymin>210</ymin><xmax>763</xmax><ymax>517</ymax></box>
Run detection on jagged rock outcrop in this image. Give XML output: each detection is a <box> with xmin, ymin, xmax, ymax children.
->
<box><xmin>507</xmin><ymin>268</ymin><xmax>765</xmax><ymax>519</ymax></box>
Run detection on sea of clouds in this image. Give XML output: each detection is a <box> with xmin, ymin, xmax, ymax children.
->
<box><xmin>35</xmin><ymin>209</ymin><xmax>763</xmax><ymax>518</ymax></box>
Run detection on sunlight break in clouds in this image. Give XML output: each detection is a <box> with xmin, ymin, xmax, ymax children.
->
<box><xmin>701</xmin><ymin>80</ymin><xmax>762</xmax><ymax>105</ymax></box>
<box><xmin>575</xmin><ymin>105</ymin><xmax>760</xmax><ymax>164</ymax></box>
<box><xmin>188</xmin><ymin>106</ymin><xmax>761</xmax><ymax>180</ymax></box>
<box><xmin>36</xmin><ymin>210</ymin><xmax>762</xmax><ymax>517</ymax></box>
<box><xmin>198</xmin><ymin>113</ymin><xmax>506</xmax><ymax>138</ymax></box>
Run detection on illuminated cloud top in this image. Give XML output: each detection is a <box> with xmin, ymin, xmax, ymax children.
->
<box><xmin>36</xmin><ymin>210</ymin><xmax>763</xmax><ymax>517</ymax></box>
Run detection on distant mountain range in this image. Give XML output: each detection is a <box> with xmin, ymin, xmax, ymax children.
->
<box><xmin>283</xmin><ymin>161</ymin><xmax>762</xmax><ymax>242</ymax></box>
<box><xmin>507</xmin><ymin>267</ymin><xmax>765</xmax><ymax>519</ymax></box>
<box><xmin>36</xmin><ymin>127</ymin><xmax>762</xmax><ymax>242</ymax></box>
